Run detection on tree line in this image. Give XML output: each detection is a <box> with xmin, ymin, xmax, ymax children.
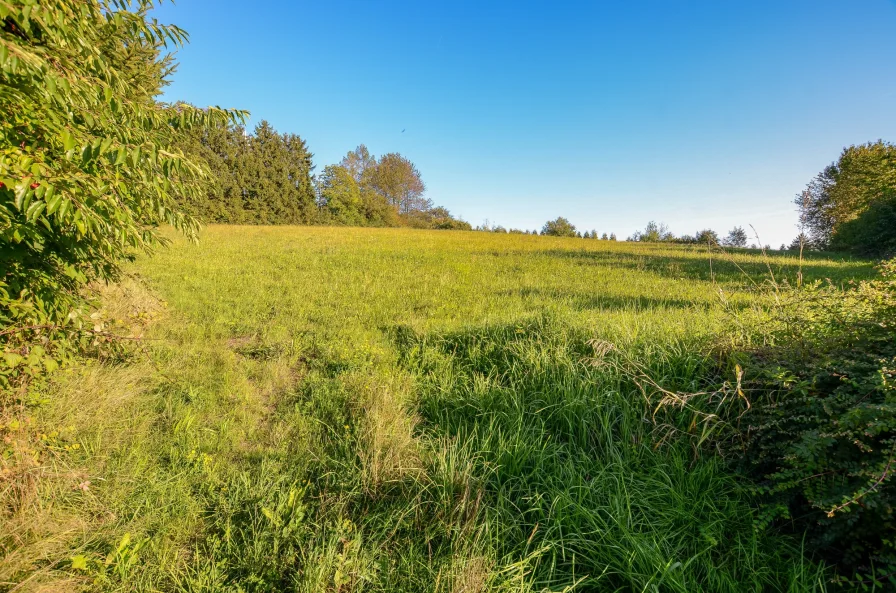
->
<box><xmin>177</xmin><ymin>122</ymin><xmax>471</xmax><ymax>230</ymax></box>
<box><xmin>178</xmin><ymin>116</ymin><xmax>895</xmax><ymax>258</ymax></box>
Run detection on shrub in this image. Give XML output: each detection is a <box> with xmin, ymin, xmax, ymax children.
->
<box><xmin>649</xmin><ymin>259</ymin><xmax>896</xmax><ymax>584</ymax></box>
<box><xmin>0</xmin><ymin>1</ymin><xmax>242</xmax><ymax>391</ymax></box>
<box><xmin>738</xmin><ymin>260</ymin><xmax>896</xmax><ymax>583</ymax></box>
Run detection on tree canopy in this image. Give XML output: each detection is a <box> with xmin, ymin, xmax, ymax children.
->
<box><xmin>797</xmin><ymin>141</ymin><xmax>896</xmax><ymax>257</ymax></box>
<box><xmin>629</xmin><ymin>221</ymin><xmax>673</xmax><ymax>242</ymax></box>
<box><xmin>724</xmin><ymin>226</ymin><xmax>748</xmax><ymax>247</ymax></box>
<box><xmin>541</xmin><ymin>217</ymin><xmax>577</xmax><ymax>237</ymax></box>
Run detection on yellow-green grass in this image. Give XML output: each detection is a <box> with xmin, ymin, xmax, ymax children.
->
<box><xmin>1</xmin><ymin>226</ymin><xmax>871</xmax><ymax>592</ymax></box>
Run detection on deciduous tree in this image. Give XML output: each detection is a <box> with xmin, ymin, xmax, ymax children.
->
<box><xmin>0</xmin><ymin>0</ymin><xmax>242</xmax><ymax>387</ymax></box>
<box><xmin>796</xmin><ymin>141</ymin><xmax>896</xmax><ymax>253</ymax></box>
<box><xmin>724</xmin><ymin>226</ymin><xmax>748</xmax><ymax>247</ymax></box>
<box><xmin>541</xmin><ymin>217</ymin><xmax>577</xmax><ymax>237</ymax></box>
<box><xmin>368</xmin><ymin>153</ymin><xmax>428</xmax><ymax>215</ymax></box>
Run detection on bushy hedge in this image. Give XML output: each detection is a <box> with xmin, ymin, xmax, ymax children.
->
<box><xmin>0</xmin><ymin>1</ymin><xmax>241</xmax><ymax>391</ymax></box>
<box><xmin>655</xmin><ymin>260</ymin><xmax>896</xmax><ymax>585</ymax></box>
<box><xmin>738</xmin><ymin>260</ymin><xmax>895</xmax><ymax>585</ymax></box>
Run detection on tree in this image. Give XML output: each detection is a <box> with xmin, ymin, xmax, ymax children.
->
<box><xmin>609</xmin><ymin>233</ymin><xmax>617</xmax><ymax>241</ymax></box>
<box><xmin>695</xmin><ymin>229</ymin><xmax>719</xmax><ymax>245</ymax></box>
<box><xmin>403</xmin><ymin>205</ymin><xmax>471</xmax><ymax>230</ymax></box>
<box><xmin>368</xmin><ymin>153</ymin><xmax>428</xmax><ymax>215</ymax></box>
<box><xmin>541</xmin><ymin>217</ymin><xmax>577</xmax><ymax>237</ymax></box>
<box><xmin>360</xmin><ymin>186</ymin><xmax>399</xmax><ymax>227</ymax></box>
<box><xmin>0</xmin><ymin>0</ymin><xmax>242</xmax><ymax>387</ymax></box>
<box><xmin>796</xmin><ymin>141</ymin><xmax>896</xmax><ymax>251</ymax></box>
<box><xmin>831</xmin><ymin>193</ymin><xmax>896</xmax><ymax>257</ymax></box>
<box><xmin>629</xmin><ymin>221</ymin><xmax>673</xmax><ymax>242</ymax></box>
<box><xmin>788</xmin><ymin>233</ymin><xmax>809</xmax><ymax>251</ymax></box>
<box><xmin>177</xmin><ymin>120</ymin><xmax>315</xmax><ymax>225</ymax></box>
<box><xmin>724</xmin><ymin>226</ymin><xmax>748</xmax><ymax>247</ymax></box>
<box><xmin>240</xmin><ymin>121</ymin><xmax>316</xmax><ymax>224</ymax></box>
<box><xmin>601</xmin><ymin>232</ymin><xmax>609</xmax><ymax>240</ymax></box>
<box><xmin>176</xmin><ymin>121</ymin><xmax>249</xmax><ymax>222</ymax></box>
<box><xmin>318</xmin><ymin>165</ymin><xmax>365</xmax><ymax>225</ymax></box>
<box><xmin>340</xmin><ymin>145</ymin><xmax>375</xmax><ymax>184</ymax></box>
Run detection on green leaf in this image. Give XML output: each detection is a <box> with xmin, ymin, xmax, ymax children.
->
<box><xmin>44</xmin><ymin>185</ymin><xmax>59</xmax><ymax>213</ymax></box>
<box><xmin>99</xmin><ymin>137</ymin><xmax>113</xmax><ymax>155</ymax></box>
<box><xmin>61</xmin><ymin>130</ymin><xmax>75</xmax><ymax>152</ymax></box>
<box><xmin>70</xmin><ymin>555</ymin><xmax>88</xmax><ymax>571</ymax></box>
<box><xmin>26</xmin><ymin>201</ymin><xmax>46</xmax><ymax>222</ymax></box>
<box><xmin>57</xmin><ymin>198</ymin><xmax>71</xmax><ymax>220</ymax></box>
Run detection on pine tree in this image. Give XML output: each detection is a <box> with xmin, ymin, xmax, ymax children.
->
<box><xmin>241</xmin><ymin>121</ymin><xmax>315</xmax><ymax>224</ymax></box>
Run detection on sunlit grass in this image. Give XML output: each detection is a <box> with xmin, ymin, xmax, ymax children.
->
<box><xmin>3</xmin><ymin>226</ymin><xmax>868</xmax><ymax>591</ymax></box>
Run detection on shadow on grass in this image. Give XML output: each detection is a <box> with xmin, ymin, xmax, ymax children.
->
<box><xmin>387</xmin><ymin>318</ymin><xmax>818</xmax><ymax>591</ymax></box>
<box><xmin>506</xmin><ymin>286</ymin><xmax>720</xmax><ymax>312</ymax></box>
<box><xmin>514</xmin><ymin>247</ymin><xmax>876</xmax><ymax>285</ymax></box>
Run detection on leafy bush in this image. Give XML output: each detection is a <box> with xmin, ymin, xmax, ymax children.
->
<box><xmin>0</xmin><ymin>1</ymin><xmax>242</xmax><ymax>390</ymax></box>
<box><xmin>738</xmin><ymin>260</ymin><xmax>896</xmax><ymax>584</ymax></box>
<box><xmin>650</xmin><ymin>259</ymin><xmax>896</xmax><ymax>584</ymax></box>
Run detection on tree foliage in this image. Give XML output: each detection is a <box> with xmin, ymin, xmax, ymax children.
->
<box><xmin>367</xmin><ymin>153</ymin><xmax>428</xmax><ymax>215</ymax></box>
<box><xmin>0</xmin><ymin>0</ymin><xmax>242</xmax><ymax>389</ymax></box>
<box><xmin>541</xmin><ymin>217</ymin><xmax>577</xmax><ymax>237</ymax></box>
<box><xmin>723</xmin><ymin>226</ymin><xmax>748</xmax><ymax>247</ymax></box>
<box><xmin>317</xmin><ymin>164</ymin><xmax>365</xmax><ymax>226</ymax></box>
<box><xmin>340</xmin><ymin>144</ymin><xmax>375</xmax><ymax>184</ymax></box>
<box><xmin>797</xmin><ymin>141</ymin><xmax>896</xmax><ymax>255</ymax></box>
<box><xmin>178</xmin><ymin>120</ymin><xmax>315</xmax><ymax>224</ymax></box>
<box><xmin>629</xmin><ymin>221</ymin><xmax>673</xmax><ymax>242</ymax></box>
<box><xmin>180</xmin><ymin>133</ymin><xmax>467</xmax><ymax>230</ymax></box>
<box><xmin>695</xmin><ymin>229</ymin><xmax>719</xmax><ymax>245</ymax></box>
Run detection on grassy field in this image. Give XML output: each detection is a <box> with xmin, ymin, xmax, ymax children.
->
<box><xmin>1</xmin><ymin>226</ymin><xmax>874</xmax><ymax>592</ymax></box>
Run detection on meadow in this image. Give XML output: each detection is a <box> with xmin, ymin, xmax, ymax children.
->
<box><xmin>1</xmin><ymin>226</ymin><xmax>874</xmax><ymax>592</ymax></box>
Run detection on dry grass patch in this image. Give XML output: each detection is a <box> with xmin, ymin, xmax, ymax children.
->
<box><xmin>349</xmin><ymin>372</ymin><xmax>423</xmax><ymax>489</ymax></box>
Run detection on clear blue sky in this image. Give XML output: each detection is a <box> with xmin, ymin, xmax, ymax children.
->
<box><xmin>153</xmin><ymin>0</ymin><xmax>896</xmax><ymax>245</ymax></box>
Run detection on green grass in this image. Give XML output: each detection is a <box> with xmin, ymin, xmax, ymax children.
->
<box><xmin>1</xmin><ymin>226</ymin><xmax>872</xmax><ymax>591</ymax></box>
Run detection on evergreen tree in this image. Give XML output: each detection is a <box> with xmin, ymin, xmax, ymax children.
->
<box><xmin>176</xmin><ymin>122</ymin><xmax>248</xmax><ymax>222</ymax></box>
<box><xmin>241</xmin><ymin>121</ymin><xmax>315</xmax><ymax>224</ymax></box>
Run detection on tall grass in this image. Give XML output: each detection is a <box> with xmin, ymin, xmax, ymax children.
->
<box><xmin>1</xmin><ymin>226</ymin><xmax>868</xmax><ymax>591</ymax></box>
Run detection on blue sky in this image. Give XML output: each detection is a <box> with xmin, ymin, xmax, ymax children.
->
<box><xmin>153</xmin><ymin>0</ymin><xmax>896</xmax><ymax>245</ymax></box>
